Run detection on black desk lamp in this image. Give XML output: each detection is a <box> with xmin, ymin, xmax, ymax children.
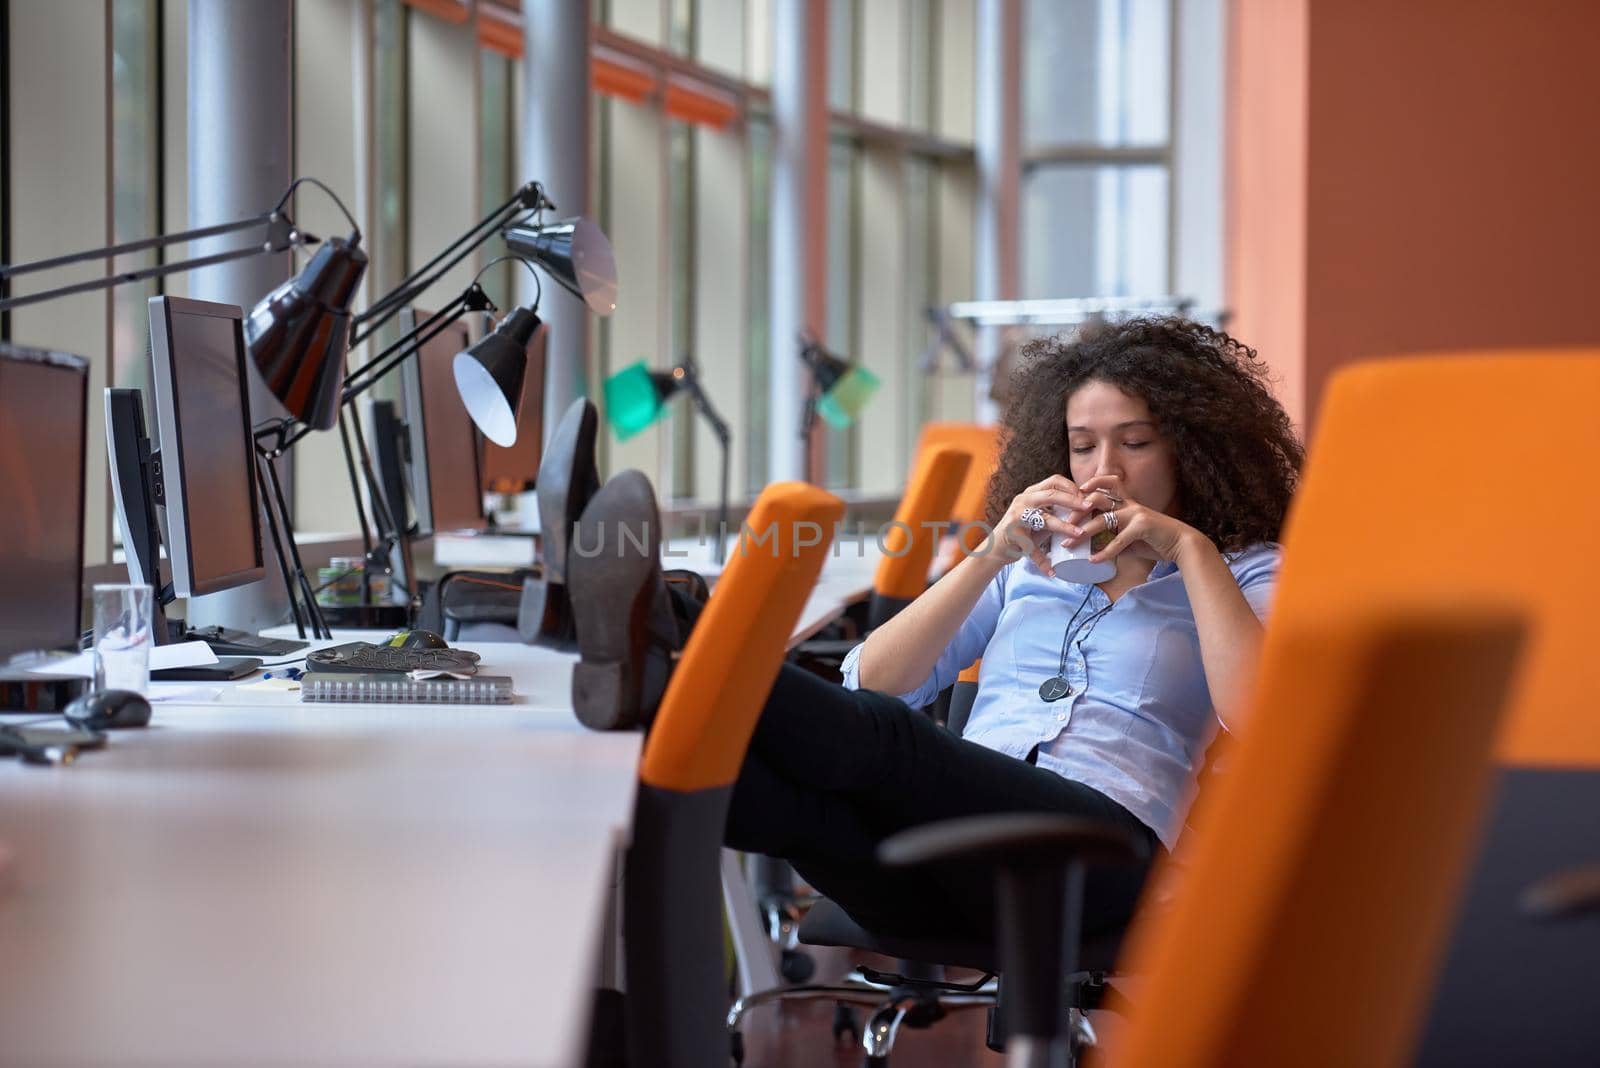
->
<box><xmin>603</xmin><ymin>353</ymin><xmax>732</xmax><ymax>563</ymax></box>
<box><xmin>242</xmin><ymin>182</ymin><xmax>617</xmax><ymax>638</ymax></box>
<box><xmin>251</xmin><ymin>258</ymin><xmax>545</xmax><ymax>638</ymax></box>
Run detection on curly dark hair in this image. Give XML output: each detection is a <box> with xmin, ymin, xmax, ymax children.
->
<box><xmin>984</xmin><ymin>317</ymin><xmax>1302</xmax><ymax>554</ymax></box>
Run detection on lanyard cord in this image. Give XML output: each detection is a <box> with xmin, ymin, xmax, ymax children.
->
<box><xmin>1054</xmin><ymin>586</ymin><xmax>1114</xmax><ymax>679</ymax></box>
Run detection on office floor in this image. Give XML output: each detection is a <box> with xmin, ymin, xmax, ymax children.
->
<box><xmin>734</xmin><ymin>946</ymin><xmax>1006</xmax><ymax>1067</ymax></box>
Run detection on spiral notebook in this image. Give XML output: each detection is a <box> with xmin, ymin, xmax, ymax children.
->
<box><xmin>300</xmin><ymin>673</ymin><xmax>514</xmax><ymax>705</ymax></box>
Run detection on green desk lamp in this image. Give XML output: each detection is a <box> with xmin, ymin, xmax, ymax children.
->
<box><xmin>799</xmin><ymin>335</ymin><xmax>879</xmax><ymax>435</ymax></box>
<box><xmin>603</xmin><ymin>355</ymin><xmax>732</xmax><ymax>564</ymax></box>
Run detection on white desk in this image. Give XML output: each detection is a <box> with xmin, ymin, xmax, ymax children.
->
<box><xmin>0</xmin><ymin>642</ymin><xmax>638</xmax><ymax>1067</ymax></box>
<box><xmin>664</xmin><ymin>537</ymin><xmax>885</xmax><ymax>650</ymax></box>
<box><xmin>0</xmin><ymin>538</ymin><xmax>887</xmax><ymax>1064</ymax></box>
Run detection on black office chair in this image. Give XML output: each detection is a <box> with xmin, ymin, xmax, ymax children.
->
<box><xmin>725</xmin><ymin>631</ymin><xmax>1150</xmax><ymax>1067</ymax></box>
<box><xmin>725</xmin><ymin>677</ymin><xmax>1210</xmax><ymax>1067</ymax></box>
<box><xmin>417</xmin><ymin>568</ymin><xmax>530</xmax><ymax>641</ymax></box>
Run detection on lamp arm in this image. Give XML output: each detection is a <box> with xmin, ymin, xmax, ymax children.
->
<box><xmin>340</xmin><ymin>284</ymin><xmax>491</xmax><ymax>406</ymax></box>
<box><xmin>0</xmin><ymin>212</ymin><xmax>278</xmax><ymax>280</ymax></box>
<box><xmin>351</xmin><ymin>182</ymin><xmax>549</xmax><ymax>342</ymax></box>
<box><xmin>0</xmin><ymin>220</ymin><xmax>302</xmax><ymax>313</ymax></box>
<box><xmin>681</xmin><ymin>374</ymin><xmax>732</xmax><ymax>447</ymax></box>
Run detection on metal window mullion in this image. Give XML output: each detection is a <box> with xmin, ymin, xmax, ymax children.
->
<box><xmin>1021</xmin><ymin>145</ymin><xmax>1170</xmax><ymax>168</ymax></box>
<box><xmin>101</xmin><ymin>0</ymin><xmax>116</xmax><ymax>564</ymax></box>
<box><xmin>1163</xmin><ymin>0</ymin><xmax>1177</xmax><ymax>296</ymax></box>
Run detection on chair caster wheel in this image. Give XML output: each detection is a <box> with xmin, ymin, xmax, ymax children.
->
<box><xmin>730</xmin><ymin>1030</ymin><xmax>745</xmax><ymax>1066</ymax></box>
<box><xmin>862</xmin><ymin>1056</ymin><xmax>889</xmax><ymax>1068</ymax></box>
<box><xmin>831</xmin><ymin>1002</ymin><xmax>860</xmax><ymax>1046</ymax></box>
<box><xmin>780</xmin><ymin>947</ymin><xmax>816</xmax><ymax>983</ymax></box>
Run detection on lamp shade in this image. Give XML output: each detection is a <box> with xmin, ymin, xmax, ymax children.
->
<box><xmin>245</xmin><ymin>236</ymin><xmax>368</xmax><ymax>431</ymax></box>
<box><xmin>817</xmin><ymin>365</ymin><xmax>881</xmax><ymax>429</ymax></box>
<box><xmin>502</xmin><ymin>216</ymin><xmax>618</xmax><ymax>316</ymax></box>
<box><xmin>603</xmin><ymin>360</ymin><xmax>679</xmax><ymax>441</ymax></box>
<box><xmin>801</xmin><ymin>343</ymin><xmax>880</xmax><ymax>429</ymax></box>
<box><xmin>453</xmin><ymin>305</ymin><xmax>539</xmax><ymax>447</ymax></box>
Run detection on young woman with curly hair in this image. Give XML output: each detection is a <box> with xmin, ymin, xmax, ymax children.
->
<box><xmin>563</xmin><ymin>316</ymin><xmax>1302</xmax><ymax>942</ymax></box>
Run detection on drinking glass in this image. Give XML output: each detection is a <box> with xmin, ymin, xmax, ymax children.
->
<box><xmin>92</xmin><ymin>583</ymin><xmax>154</xmax><ymax>693</ymax></box>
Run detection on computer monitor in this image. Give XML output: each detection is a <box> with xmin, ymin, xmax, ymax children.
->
<box><xmin>0</xmin><ymin>344</ymin><xmax>88</xmax><ymax>663</ymax></box>
<box><xmin>479</xmin><ymin>315</ymin><xmax>547</xmax><ymax>493</ymax></box>
<box><xmin>106</xmin><ymin>388</ymin><xmax>162</xmax><ymax>593</ymax></box>
<box><xmin>147</xmin><ymin>295</ymin><xmax>266</xmax><ymax>598</ymax></box>
<box><xmin>399</xmin><ymin>307</ymin><xmax>486</xmax><ymax>537</ymax></box>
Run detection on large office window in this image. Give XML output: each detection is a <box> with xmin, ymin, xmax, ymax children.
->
<box><xmin>16</xmin><ymin>0</ymin><xmax>1214</xmax><ymax>550</ymax></box>
<box><xmin>1022</xmin><ymin>0</ymin><xmax>1174</xmax><ymax>299</ymax></box>
<box><xmin>595</xmin><ymin>0</ymin><xmax>979</xmax><ymax>501</ymax></box>
<box><xmin>111</xmin><ymin>0</ymin><xmax>162</xmax><ymax>401</ymax></box>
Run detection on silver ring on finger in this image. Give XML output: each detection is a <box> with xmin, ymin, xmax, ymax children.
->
<box><xmin>1019</xmin><ymin>506</ymin><xmax>1047</xmax><ymax>533</ymax></box>
<box><xmin>1102</xmin><ymin>510</ymin><xmax>1119</xmax><ymax>534</ymax></box>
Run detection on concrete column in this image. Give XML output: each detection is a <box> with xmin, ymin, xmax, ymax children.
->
<box><xmin>767</xmin><ymin>0</ymin><xmax>828</xmax><ymax>483</ymax></box>
<box><xmin>185</xmin><ymin>0</ymin><xmax>294</xmax><ymax>631</ymax></box>
<box><xmin>521</xmin><ymin>0</ymin><xmax>592</xmax><ymax>446</ymax></box>
<box><xmin>973</xmin><ymin>0</ymin><xmax>1021</xmax><ymax>423</ymax></box>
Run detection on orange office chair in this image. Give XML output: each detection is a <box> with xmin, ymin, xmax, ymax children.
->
<box><xmin>791</xmin><ymin>443</ymin><xmax>971</xmax><ymax>679</ymax></box>
<box><xmin>910</xmin><ymin>424</ymin><xmax>999</xmax><ymax>728</ymax></box>
<box><xmin>620</xmin><ymin>480</ymin><xmax>845</xmax><ymax>1068</ymax></box>
<box><xmin>881</xmin><ymin>601</ymin><xmax>1525</xmax><ymax>1067</ymax></box>
<box><xmin>914</xmin><ymin>422</ymin><xmax>1002</xmax><ymax>566</ymax></box>
<box><xmin>1101</xmin><ymin>606</ymin><xmax>1527</xmax><ymax>1067</ymax></box>
<box><xmin>1223</xmin><ymin>351</ymin><xmax>1600</xmax><ymax>1061</ymax></box>
<box><xmin>865</xmin><ymin>443</ymin><xmax>974</xmax><ymax>628</ymax></box>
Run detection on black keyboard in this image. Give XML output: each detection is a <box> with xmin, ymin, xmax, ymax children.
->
<box><xmin>306</xmin><ymin>642</ymin><xmax>481</xmax><ymax>676</ymax></box>
<box><xmin>184</xmin><ymin>626</ymin><xmax>308</xmax><ymax>658</ymax></box>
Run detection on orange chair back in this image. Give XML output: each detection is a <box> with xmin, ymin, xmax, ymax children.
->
<box><xmin>1107</xmin><ymin>602</ymin><xmax>1525</xmax><ymax>1068</ymax></box>
<box><xmin>875</xmin><ymin>445</ymin><xmax>972</xmax><ymax>601</ymax></box>
<box><xmin>640</xmin><ymin>481</ymin><xmax>845</xmax><ymax>793</ymax></box>
<box><xmin>914</xmin><ymin>422</ymin><xmax>1001</xmax><ymax>553</ymax></box>
<box><xmin>1268</xmin><ymin>352</ymin><xmax>1600</xmax><ymax>767</ymax></box>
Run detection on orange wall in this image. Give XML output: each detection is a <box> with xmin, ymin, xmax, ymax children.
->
<box><xmin>1226</xmin><ymin>0</ymin><xmax>1309</xmax><ymax>431</ymax></box>
<box><xmin>1230</xmin><ymin>0</ymin><xmax>1600</xmax><ymax>431</ymax></box>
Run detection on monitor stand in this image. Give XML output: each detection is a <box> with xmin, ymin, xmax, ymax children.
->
<box><xmin>168</xmin><ymin>621</ymin><xmax>307</xmax><ymax>659</ymax></box>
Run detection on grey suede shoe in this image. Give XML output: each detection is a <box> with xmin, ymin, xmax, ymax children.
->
<box><xmin>568</xmin><ymin>470</ymin><xmax>682</xmax><ymax>731</ymax></box>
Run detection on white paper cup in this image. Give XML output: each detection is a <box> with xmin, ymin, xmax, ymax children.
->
<box><xmin>1048</xmin><ymin>507</ymin><xmax>1116</xmax><ymax>583</ymax></box>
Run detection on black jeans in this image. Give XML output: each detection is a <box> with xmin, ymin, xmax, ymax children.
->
<box><xmin>723</xmin><ymin>663</ymin><xmax>1161</xmax><ymax>943</ymax></box>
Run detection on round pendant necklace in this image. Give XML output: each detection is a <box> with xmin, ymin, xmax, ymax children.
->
<box><xmin>1039</xmin><ymin>585</ymin><xmax>1113</xmax><ymax>702</ymax></box>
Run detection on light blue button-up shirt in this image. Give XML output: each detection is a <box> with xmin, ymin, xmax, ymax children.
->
<box><xmin>841</xmin><ymin>543</ymin><xmax>1281</xmax><ymax>850</ymax></box>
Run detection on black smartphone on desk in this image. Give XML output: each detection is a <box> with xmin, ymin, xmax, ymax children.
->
<box><xmin>0</xmin><ymin>724</ymin><xmax>107</xmax><ymax>765</ymax></box>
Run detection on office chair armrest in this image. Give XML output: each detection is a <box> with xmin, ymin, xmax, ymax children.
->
<box><xmin>1520</xmin><ymin>864</ymin><xmax>1600</xmax><ymax>920</ymax></box>
<box><xmin>791</xmin><ymin>637</ymin><xmax>859</xmax><ymax>659</ymax></box>
<box><xmin>878</xmin><ymin>813</ymin><xmax>1146</xmax><ymax>871</ymax></box>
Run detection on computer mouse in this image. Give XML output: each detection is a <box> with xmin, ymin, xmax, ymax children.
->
<box><xmin>63</xmin><ymin>689</ymin><xmax>152</xmax><ymax>730</ymax></box>
<box><xmin>386</xmin><ymin>629</ymin><xmax>449</xmax><ymax>651</ymax></box>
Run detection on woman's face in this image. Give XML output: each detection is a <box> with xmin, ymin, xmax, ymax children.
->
<box><xmin>1063</xmin><ymin>379</ymin><xmax>1179</xmax><ymax>515</ymax></box>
